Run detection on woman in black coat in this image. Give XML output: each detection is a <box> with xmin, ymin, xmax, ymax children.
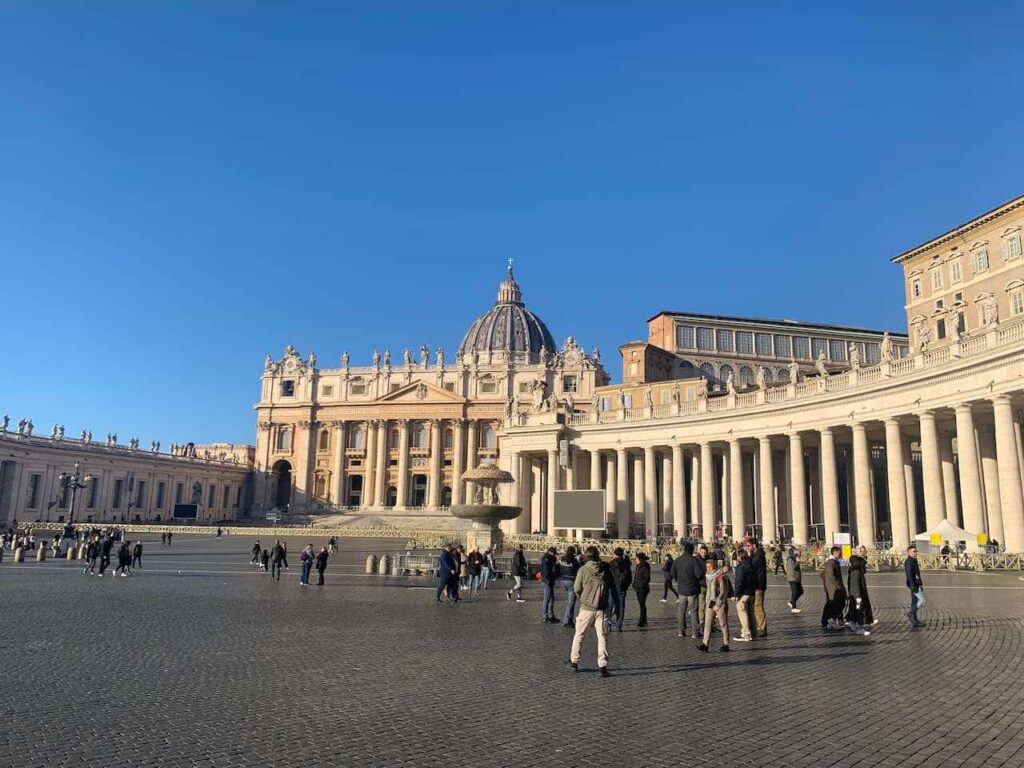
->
<box><xmin>846</xmin><ymin>553</ymin><xmax>872</xmax><ymax>634</ymax></box>
<box><xmin>633</xmin><ymin>552</ymin><xmax>652</xmax><ymax>628</ymax></box>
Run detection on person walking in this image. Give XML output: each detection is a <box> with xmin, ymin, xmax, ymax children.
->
<box><xmin>672</xmin><ymin>542</ymin><xmax>703</xmax><ymax>639</ymax></box>
<box><xmin>568</xmin><ymin>546</ymin><xmax>611</xmax><ymax>677</ymax></box>
<box><xmin>749</xmin><ymin>539</ymin><xmax>768</xmax><ymax>638</ymax></box>
<box><xmin>695</xmin><ymin>544</ymin><xmax>710</xmax><ymax>633</ymax></box>
<box><xmin>558</xmin><ymin>547</ymin><xmax>581</xmax><ymax>627</ymax></box>
<box><xmin>732</xmin><ymin>549</ymin><xmax>756</xmax><ymax>642</ymax></box>
<box><xmin>270</xmin><ymin>540</ymin><xmax>287</xmax><ymax>581</ymax></box>
<box><xmin>328</xmin><ymin>537</ymin><xmax>337</xmax><ymax>555</ymax></box>
<box><xmin>83</xmin><ymin>537</ymin><xmax>99</xmax><ymax>575</ymax></box>
<box><xmin>507</xmin><ymin>544</ymin><xmax>527</xmax><ymax>603</ymax></box>
<box><xmin>466</xmin><ymin>546</ymin><xmax>485</xmax><ymax>594</ymax></box>
<box><xmin>456</xmin><ymin>545</ymin><xmax>468</xmax><ymax>591</ymax></box>
<box><xmin>315</xmin><ymin>546</ymin><xmax>329</xmax><ymax>586</ymax></box>
<box><xmin>634</xmin><ymin>552</ymin><xmax>651</xmax><ymax>628</ymax></box>
<box><xmin>299</xmin><ymin>543</ymin><xmax>315</xmax><ymax>586</ymax></box>
<box><xmin>660</xmin><ymin>553</ymin><xmax>679</xmax><ymax>603</ymax></box>
<box><xmin>481</xmin><ymin>548</ymin><xmax>494</xmax><ymax>589</ymax></box>
<box><xmin>607</xmin><ymin>547</ymin><xmax>632</xmax><ymax>632</ymax></box>
<box><xmin>698</xmin><ymin>557</ymin><xmax>731</xmax><ymax>653</ymax></box>
<box><xmin>820</xmin><ymin>546</ymin><xmax>846</xmax><ymax>631</ymax></box>
<box><xmin>904</xmin><ymin>545</ymin><xmax>925</xmax><ymax>627</ymax></box>
<box><xmin>845</xmin><ymin>553</ymin><xmax>871</xmax><ymax>636</ymax></box>
<box><xmin>131</xmin><ymin>541</ymin><xmax>143</xmax><ymax>570</ymax></box>
<box><xmin>160</xmin><ymin>532</ymin><xmax>166</xmax><ymax>547</ymax></box>
<box><xmin>772</xmin><ymin>546</ymin><xmax>785</xmax><ymax>576</ymax></box>
<box><xmin>785</xmin><ymin>546</ymin><xmax>804</xmax><ymax>614</ymax></box>
<box><xmin>166</xmin><ymin>532</ymin><xmax>172</xmax><ymax>547</ymax></box>
<box><xmin>260</xmin><ymin>548</ymin><xmax>269</xmax><ymax>572</ymax></box>
<box><xmin>114</xmin><ymin>542</ymin><xmax>131</xmax><ymax>577</ymax></box>
<box><xmin>855</xmin><ymin>546</ymin><xmax>876</xmax><ymax>625</ymax></box>
<box><xmin>98</xmin><ymin>536</ymin><xmax>113</xmax><ymax>577</ymax></box>
<box><xmin>540</xmin><ymin>547</ymin><xmax>560</xmax><ymax>623</ymax></box>
<box><xmin>436</xmin><ymin>544</ymin><xmax>459</xmax><ymax>603</ymax></box>
<box><xmin>250</xmin><ymin>540</ymin><xmax>262</xmax><ymax>565</ymax></box>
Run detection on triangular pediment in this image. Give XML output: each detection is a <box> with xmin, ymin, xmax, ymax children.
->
<box><xmin>376</xmin><ymin>380</ymin><xmax>466</xmax><ymax>403</ymax></box>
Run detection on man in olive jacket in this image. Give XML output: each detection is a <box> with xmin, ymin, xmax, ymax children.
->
<box><xmin>569</xmin><ymin>546</ymin><xmax>611</xmax><ymax>677</ymax></box>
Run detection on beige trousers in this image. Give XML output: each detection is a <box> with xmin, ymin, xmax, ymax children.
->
<box><xmin>702</xmin><ymin>603</ymin><xmax>730</xmax><ymax>646</ymax></box>
<box><xmin>571</xmin><ymin>608</ymin><xmax>609</xmax><ymax>668</ymax></box>
<box><xmin>736</xmin><ymin>595</ymin><xmax>753</xmax><ymax>639</ymax></box>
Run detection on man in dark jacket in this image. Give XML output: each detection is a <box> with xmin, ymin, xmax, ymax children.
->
<box><xmin>820</xmin><ymin>546</ymin><xmax>845</xmax><ymax>630</ymax></box>
<box><xmin>315</xmin><ymin>546</ymin><xmax>329</xmax><ymax>586</ymax></box>
<box><xmin>507</xmin><ymin>544</ymin><xmax>528</xmax><ymax>603</ymax></box>
<box><xmin>540</xmin><ymin>547</ymin><xmax>560</xmax><ymax>622</ymax></box>
<box><xmin>904</xmin><ymin>545</ymin><xmax>925</xmax><ymax>627</ymax></box>
<box><xmin>633</xmin><ymin>553</ymin><xmax>651</xmax><ymax>628</ymax></box>
<box><xmin>749</xmin><ymin>539</ymin><xmax>768</xmax><ymax>638</ymax></box>
<box><xmin>732</xmin><ymin>549</ymin><xmax>756</xmax><ymax>641</ymax></box>
<box><xmin>672</xmin><ymin>542</ymin><xmax>704</xmax><ymax>638</ymax></box>
<box><xmin>131</xmin><ymin>541</ymin><xmax>143</xmax><ymax>570</ymax></box>
<box><xmin>98</xmin><ymin>536</ymin><xmax>113</xmax><ymax>577</ymax></box>
<box><xmin>436</xmin><ymin>544</ymin><xmax>459</xmax><ymax>603</ymax></box>
<box><xmin>270</xmin><ymin>540</ymin><xmax>287</xmax><ymax>581</ymax></box>
<box><xmin>607</xmin><ymin>547</ymin><xmax>632</xmax><ymax>632</ymax></box>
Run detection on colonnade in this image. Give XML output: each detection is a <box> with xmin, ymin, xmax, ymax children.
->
<box><xmin>506</xmin><ymin>395</ymin><xmax>1024</xmax><ymax>552</ymax></box>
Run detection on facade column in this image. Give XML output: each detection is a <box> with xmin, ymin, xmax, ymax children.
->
<box><xmin>515</xmin><ymin>453</ymin><xmax>531</xmax><ymax>534</ymax></box>
<box><xmin>605</xmin><ymin>452</ymin><xmax>617</xmax><ymax>533</ymax></box>
<box><xmin>918</xmin><ymin>410</ymin><xmax>946</xmax><ymax>528</ymax></box>
<box><xmin>615</xmin><ymin>448</ymin><xmax>629</xmax><ymax>538</ymax></box>
<box><xmin>689</xmin><ymin>450</ymin><xmax>700</xmax><ymax>537</ymax></box>
<box><xmin>719</xmin><ymin>449</ymin><xmax>730</xmax><ymax>535</ymax></box>
<box><xmin>729</xmin><ymin>440</ymin><xmax>746</xmax><ymax>539</ymax></box>
<box><xmin>819</xmin><ymin>427</ymin><xmax>840</xmax><ymax>546</ymax></box>
<box><xmin>375</xmin><ymin>421</ymin><xmax>388</xmax><ymax>506</ymax></box>
<box><xmin>547</xmin><ymin>447</ymin><xmax>559</xmax><ymax>533</ymax></box>
<box><xmin>632</xmin><ymin>453</ymin><xmax>644</xmax><ymax>535</ymax></box>
<box><xmin>589</xmin><ymin>450</ymin><xmax>602</xmax><ymax>492</ymax></box>
<box><xmin>991</xmin><ymin>395</ymin><xmax>1024</xmax><ymax>552</ymax></box>
<box><xmin>643</xmin><ymin>446</ymin><xmax>657</xmax><ymax>538</ymax></box>
<box><xmin>671</xmin><ymin>444</ymin><xmax>685</xmax><ymax>538</ymax></box>
<box><xmin>364</xmin><ymin>421</ymin><xmax>377</xmax><ymax>507</ymax></box>
<box><xmin>884</xmin><ymin>419</ymin><xmax>910</xmax><ymax>550</ymax></box>
<box><xmin>953</xmin><ymin>404</ymin><xmax>985</xmax><ymax>536</ymax></box>
<box><xmin>429</xmin><ymin>419</ymin><xmax>443</xmax><ymax>508</ymax></box>
<box><xmin>978</xmin><ymin>427</ymin><xmax>1004</xmax><ymax>545</ymax></box>
<box><xmin>759</xmin><ymin>437</ymin><xmax>776</xmax><ymax>543</ymax></box>
<box><xmin>938</xmin><ymin>434</ymin><xmax>960</xmax><ymax>526</ymax></box>
<box><xmin>395</xmin><ymin>420</ymin><xmax>410</xmax><ymax>509</ymax></box>
<box><xmin>851</xmin><ymin>423</ymin><xmax>875</xmax><ymax>547</ymax></box>
<box><xmin>452</xmin><ymin>420</ymin><xmax>466</xmax><ymax>506</ymax></box>
<box><xmin>903</xmin><ymin>440</ymin><xmax>919</xmax><ymax>537</ymax></box>
<box><xmin>332</xmin><ymin>421</ymin><xmax>347</xmax><ymax>507</ymax></box>
<box><xmin>789</xmin><ymin>432</ymin><xmax>808</xmax><ymax>546</ymax></box>
<box><xmin>661</xmin><ymin>453</ymin><xmax>672</xmax><ymax>527</ymax></box>
<box><xmin>700</xmin><ymin>443</ymin><xmax>715</xmax><ymax>541</ymax></box>
<box><xmin>465</xmin><ymin>421</ymin><xmax>478</xmax><ymax>502</ymax></box>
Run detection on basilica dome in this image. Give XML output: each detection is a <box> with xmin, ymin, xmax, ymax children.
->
<box><xmin>457</xmin><ymin>266</ymin><xmax>556</xmax><ymax>358</ymax></box>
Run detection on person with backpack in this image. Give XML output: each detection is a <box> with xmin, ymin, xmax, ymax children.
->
<box><xmin>83</xmin><ymin>537</ymin><xmax>99</xmax><ymax>575</ymax></box>
<box><xmin>568</xmin><ymin>546</ymin><xmax>611</xmax><ymax>677</ymax></box>
<box><xmin>660</xmin><ymin>553</ymin><xmax>678</xmax><ymax>603</ymax></box>
<box><xmin>558</xmin><ymin>547</ymin><xmax>581</xmax><ymax>626</ymax></box>
<box><xmin>507</xmin><ymin>544</ymin><xmax>528</xmax><ymax>603</ymax></box>
<box><xmin>698</xmin><ymin>557</ymin><xmax>731</xmax><ymax>653</ymax></box>
<box><xmin>607</xmin><ymin>547</ymin><xmax>632</xmax><ymax>632</ymax></box>
<box><xmin>633</xmin><ymin>552</ymin><xmax>651</xmax><ymax>628</ymax></box>
<box><xmin>785</xmin><ymin>545</ymin><xmax>804</xmax><ymax>614</ymax></box>
<box><xmin>540</xmin><ymin>547</ymin><xmax>561</xmax><ymax>622</ymax></box>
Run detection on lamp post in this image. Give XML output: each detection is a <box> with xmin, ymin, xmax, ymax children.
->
<box><xmin>58</xmin><ymin>462</ymin><xmax>94</xmax><ymax>526</ymax></box>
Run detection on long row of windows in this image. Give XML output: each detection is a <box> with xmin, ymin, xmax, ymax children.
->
<box><xmin>676</xmin><ymin>324</ymin><xmax>888</xmax><ymax>363</ymax></box>
<box><xmin>294</xmin><ymin>421</ymin><xmax>501</xmax><ymax>454</ymax></box>
<box><xmin>910</xmin><ymin>229</ymin><xmax>1022</xmax><ymax>300</ymax></box>
<box><xmin>22</xmin><ymin>473</ymin><xmax>239</xmax><ymax>511</ymax></box>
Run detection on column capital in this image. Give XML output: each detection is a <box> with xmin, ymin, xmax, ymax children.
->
<box><xmin>850</xmin><ymin>422</ymin><xmax>867</xmax><ymax>433</ymax></box>
<box><xmin>989</xmin><ymin>393</ymin><xmax>1012</xmax><ymax>407</ymax></box>
<box><xmin>882</xmin><ymin>416</ymin><xmax>901</xmax><ymax>427</ymax></box>
<box><xmin>953</xmin><ymin>402</ymin><xmax>974</xmax><ymax>414</ymax></box>
<box><xmin>918</xmin><ymin>409</ymin><xmax>937</xmax><ymax>421</ymax></box>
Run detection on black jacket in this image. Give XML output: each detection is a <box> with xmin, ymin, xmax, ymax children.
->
<box><xmin>671</xmin><ymin>554</ymin><xmax>704</xmax><ymax>596</ymax></box>
<box><xmin>750</xmin><ymin>549</ymin><xmax>768</xmax><ymax>591</ymax></box>
<box><xmin>315</xmin><ymin>551</ymin><xmax>329</xmax><ymax>570</ymax></box>
<box><xmin>847</xmin><ymin>556</ymin><xmax>869</xmax><ymax>600</ymax></box>
<box><xmin>904</xmin><ymin>557</ymin><xmax>922</xmax><ymax>592</ymax></box>
<box><xmin>734</xmin><ymin>560</ymin><xmax>757</xmax><ymax>597</ymax></box>
<box><xmin>539</xmin><ymin>552</ymin><xmax>560</xmax><ymax>584</ymax></box>
<box><xmin>634</xmin><ymin>562</ymin><xmax>651</xmax><ymax>594</ymax></box>
<box><xmin>608</xmin><ymin>556</ymin><xmax>632</xmax><ymax>595</ymax></box>
<box><xmin>511</xmin><ymin>550</ymin><xmax>528</xmax><ymax>578</ymax></box>
<box><xmin>467</xmin><ymin>551</ymin><xmax>484</xmax><ymax>577</ymax></box>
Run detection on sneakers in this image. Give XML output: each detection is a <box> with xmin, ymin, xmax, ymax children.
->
<box><xmin>735</xmin><ymin>636</ymin><xmax>751</xmax><ymax>642</ymax></box>
<box><xmin>566</xmin><ymin>660</ymin><xmax>579</xmax><ymax>672</ymax></box>
<box><xmin>786</xmin><ymin>602</ymin><xmax>793</xmax><ymax>609</ymax></box>
<box><xmin>506</xmin><ymin>591</ymin><xmax>512</xmax><ymax>602</ymax></box>
<box><xmin>791</xmin><ymin>608</ymin><xmax>802</xmax><ymax>614</ymax></box>
<box><xmin>659</xmin><ymin>598</ymin><xmax>667</xmax><ymax>603</ymax></box>
<box><xmin>677</xmin><ymin>632</ymin><xmax>684</xmax><ymax>638</ymax></box>
<box><xmin>719</xmin><ymin>645</ymin><xmax>730</xmax><ymax>653</ymax></box>
<box><xmin>697</xmin><ymin>643</ymin><xmax>709</xmax><ymax>652</ymax></box>
<box><xmin>599</xmin><ymin>667</ymin><xmax>611</xmax><ymax>678</ymax></box>
<box><xmin>515</xmin><ymin>598</ymin><xmax>526</xmax><ymax>603</ymax></box>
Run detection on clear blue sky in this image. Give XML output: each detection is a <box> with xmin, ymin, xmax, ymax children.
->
<box><xmin>2</xmin><ymin>2</ymin><xmax>1022</xmax><ymax>445</ymax></box>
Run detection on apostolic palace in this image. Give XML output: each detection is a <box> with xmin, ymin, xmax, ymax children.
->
<box><xmin>3</xmin><ymin>195</ymin><xmax>1024</xmax><ymax>554</ymax></box>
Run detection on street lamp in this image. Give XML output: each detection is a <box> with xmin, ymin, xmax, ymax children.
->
<box><xmin>58</xmin><ymin>462</ymin><xmax>94</xmax><ymax>526</ymax></box>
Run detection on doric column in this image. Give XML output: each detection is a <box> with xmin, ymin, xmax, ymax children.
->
<box><xmin>395</xmin><ymin>420</ymin><xmax>410</xmax><ymax>509</ymax></box>
<box><xmin>452</xmin><ymin>419</ymin><xmax>466</xmax><ymax>506</ymax></box>
<box><xmin>789</xmin><ymin>432</ymin><xmax>808</xmax><ymax>545</ymax></box>
<box><xmin>332</xmin><ymin>421</ymin><xmax>347</xmax><ymax>507</ymax></box>
<box><xmin>364</xmin><ymin>421</ymin><xmax>377</xmax><ymax>507</ymax></box>
<box><xmin>991</xmin><ymin>395</ymin><xmax>1024</xmax><ymax>552</ymax></box>
<box><xmin>661</xmin><ymin>453</ymin><xmax>672</xmax><ymax>526</ymax></box>
<box><xmin>547</xmin><ymin>447</ymin><xmax>559</xmax><ymax>533</ymax></box>
<box><xmin>851</xmin><ymin>423</ymin><xmax>875</xmax><ymax>548</ymax></box>
<box><xmin>884</xmin><ymin>419</ymin><xmax>910</xmax><ymax>550</ymax></box>
<box><xmin>918</xmin><ymin>410</ymin><xmax>946</xmax><ymax>528</ymax></box>
<box><xmin>729</xmin><ymin>439</ymin><xmax>745</xmax><ymax>539</ymax></box>
<box><xmin>818</xmin><ymin>428</ymin><xmax>840</xmax><ymax>546</ymax></box>
<box><xmin>516</xmin><ymin>453</ymin><xmax>531</xmax><ymax>534</ymax></box>
<box><xmin>605</xmin><ymin>452</ymin><xmax>617</xmax><ymax>532</ymax></box>
<box><xmin>759</xmin><ymin>437</ymin><xmax>776</xmax><ymax>544</ymax></box>
<box><xmin>429</xmin><ymin>419</ymin><xmax>443</xmax><ymax>508</ymax></box>
<box><xmin>292</xmin><ymin>420</ymin><xmax>314</xmax><ymax>507</ymax></box>
<box><xmin>939</xmin><ymin>434</ymin><xmax>960</xmax><ymax>526</ymax></box>
<box><xmin>700</xmin><ymin>443</ymin><xmax>715</xmax><ymax>541</ymax></box>
<box><xmin>903</xmin><ymin>440</ymin><xmax>919</xmax><ymax>538</ymax></box>
<box><xmin>978</xmin><ymin>427</ymin><xmax>1004</xmax><ymax>545</ymax></box>
<box><xmin>719</xmin><ymin>448</ymin><xmax>730</xmax><ymax>534</ymax></box>
<box><xmin>689</xmin><ymin>450</ymin><xmax>700</xmax><ymax>537</ymax></box>
<box><xmin>954</xmin><ymin>404</ymin><xmax>985</xmax><ymax>536</ymax></box>
<box><xmin>502</xmin><ymin>450</ymin><xmax>519</xmax><ymax>532</ymax></box>
<box><xmin>615</xmin><ymin>448</ymin><xmax>629</xmax><ymax>538</ymax></box>
<box><xmin>643</xmin><ymin>446</ymin><xmax>657</xmax><ymax>538</ymax></box>
<box><xmin>671</xmin><ymin>444</ymin><xmax>685</xmax><ymax>537</ymax></box>
<box><xmin>589</xmin><ymin>450</ymin><xmax>602</xmax><ymax>492</ymax></box>
<box><xmin>632</xmin><ymin>453</ymin><xmax>645</xmax><ymax>534</ymax></box>
<box><xmin>375</xmin><ymin>420</ymin><xmax>389</xmax><ymax>507</ymax></box>
<box><xmin>465</xmin><ymin>421</ymin><xmax>478</xmax><ymax>501</ymax></box>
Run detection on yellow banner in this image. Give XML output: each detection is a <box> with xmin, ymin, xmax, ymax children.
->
<box><xmin>930</xmin><ymin>533</ymin><xmax>942</xmax><ymax>546</ymax></box>
<box><xmin>978</xmin><ymin>533</ymin><xmax>988</xmax><ymax>546</ymax></box>
<box><xmin>841</xmin><ymin>544</ymin><xmax>852</xmax><ymax>560</ymax></box>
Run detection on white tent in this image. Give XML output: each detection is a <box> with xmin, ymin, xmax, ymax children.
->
<box><xmin>914</xmin><ymin>518</ymin><xmax>983</xmax><ymax>552</ymax></box>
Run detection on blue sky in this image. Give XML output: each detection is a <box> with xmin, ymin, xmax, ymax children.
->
<box><xmin>2</xmin><ymin>2</ymin><xmax>1022</xmax><ymax>445</ymax></box>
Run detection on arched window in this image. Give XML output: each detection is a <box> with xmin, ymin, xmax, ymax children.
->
<box><xmin>776</xmin><ymin>367</ymin><xmax>790</xmax><ymax>384</ymax></box>
<box><xmin>443</xmin><ymin>428</ymin><xmax>454</xmax><ymax>450</ymax></box>
<box><xmin>318</xmin><ymin>429</ymin><xmax>330</xmax><ymax>451</ymax></box>
<box><xmin>698</xmin><ymin>362</ymin><xmax>716</xmax><ymax>383</ymax></box>
<box><xmin>719</xmin><ymin>364</ymin><xmax>734</xmax><ymax>386</ymax></box>
<box><xmin>389</xmin><ymin>429</ymin><xmax>400</xmax><ymax>450</ymax></box>
<box><xmin>738</xmin><ymin>365</ymin><xmax>755</xmax><ymax>387</ymax></box>
<box><xmin>347</xmin><ymin>425</ymin><xmax>365</xmax><ymax>450</ymax></box>
<box><xmin>678</xmin><ymin>360</ymin><xmax>696</xmax><ymax>379</ymax></box>
<box><xmin>275</xmin><ymin>427</ymin><xmax>292</xmax><ymax>452</ymax></box>
<box><xmin>481</xmin><ymin>424</ymin><xmax>497</xmax><ymax>449</ymax></box>
<box><xmin>412</xmin><ymin>422</ymin><xmax>428</xmax><ymax>449</ymax></box>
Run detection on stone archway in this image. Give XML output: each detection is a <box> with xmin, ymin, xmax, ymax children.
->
<box><xmin>271</xmin><ymin>460</ymin><xmax>292</xmax><ymax>509</ymax></box>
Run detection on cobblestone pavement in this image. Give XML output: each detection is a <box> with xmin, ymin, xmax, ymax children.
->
<box><xmin>1</xmin><ymin>534</ymin><xmax>1023</xmax><ymax>768</ymax></box>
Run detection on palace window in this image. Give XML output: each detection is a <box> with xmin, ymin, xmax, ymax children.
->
<box><xmin>950</xmin><ymin>260</ymin><xmax>962</xmax><ymax>283</ymax></box>
<box><xmin>175</xmin><ymin>483</ymin><xmax>184</xmax><ymax>505</ymax></box>
<box><xmin>518</xmin><ymin>381</ymin><xmax>532</xmax><ymax>394</ymax></box>
<box><xmin>479</xmin><ymin>380</ymin><xmax>497</xmax><ymax>394</ymax></box>
<box><xmin>738</xmin><ymin>365</ymin><xmax>754</xmax><ymax>387</ymax></box>
<box><xmin>755</xmin><ymin>333</ymin><xmax>772</xmax><ymax>356</ymax></box>
<box><xmin>735</xmin><ymin>332</ymin><xmax>754</xmax><ymax>354</ymax></box>
<box><xmin>563</xmin><ymin>376</ymin><xmax>578</xmax><ymax>393</ymax></box>
<box><xmin>811</xmin><ymin>337</ymin><xmax>828</xmax><ymax>360</ymax></box>
<box><xmin>135</xmin><ymin>481</ymin><xmax>146</xmax><ymax>508</ymax></box>
<box><xmin>931</xmin><ymin>268</ymin><xmax>943</xmax><ymax>290</ymax></box>
<box><xmin>676</xmin><ymin>325</ymin><xmax>695</xmax><ymax>349</ymax></box>
<box><xmin>412</xmin><ymin>423</ymin><xmax>428</xmax><ymax>449</ymax></box>
<box><xmin>481</xmin><ymin>425</ymin><xmax>497</xmax><ymax>449</ymax></box>
<box><xmin>715</xmin><ymin>329</ymin><xmax>734</xmax><ymax>352</ymax></box>
<box><xmin>350</xmin><ymin>382</ymin><xmax>367</xmax><ymax>395</ymax></box>
<box><xmin>864</xmin><ymin>343</ymin><xmax>881</xmax><ymax>364</ymax></box>
<box><xmin>156</xmin><ymin>482</ymin><xmax>166</xmax><ymax>509</ymax></box>
<box><xmin>661</xmin><ymin>389</ymin><xmax>671</xmax><ymax>405</ymax></box>
<box><xmin>828</xmin><ymin>339</ymin><xmax>847</xmax><ymax>361</ymax></box>
<box><xmin>208</xmin><ymin>485</ymin><xmax>217</xmax><ymax>507</ymax></box>
<box><xmin>678</xmin><ymin>360</ymin><xmax>695</xmax><ymax>378</ymax></box>
<box><xmin>936</xmin><ymin>318</ymin><xmax>946</xmax><ymax>340</ymax></box>
<box><xmin>223</xmin><ymin>486</ymin><xmax>230</xmax><ymax>508</ymax></box>
<box><xmin>389</xmin><ymin>429</ymin><xmax>400</xmax><ymax>450</ymax></box>
<box><xmin>698</xmin><ymin>363</ymin><xmax>715</xmax><ymax>382</ymax></box>
<box><xmin>971</xmin><ymin>249</ymin><xmax>990</xmax><ymax>274</ymax></box>
<box><xmin>773</xmin><ymin>335</ymin><xmax>791</xmax><ymax>358</ymax></box>
<box><xmin>113</xmin><ymin>479</ymin><xmax>124</xmax><ymax>509</ymax></box>
<box><xmin>88</xmin><ymin>478</ymin><xmax>100</xmax><ymax>508</ymax></box>
<box><xmin>280</xmin><ymin>380</ymin><xmax>295</xmax><ymax>397</ymax></box>
<box><xmin>235</xmin><ymin>487</ymin><xmax>242</xmax><ymax>508</ymax></box>
<box><xmin>444</xmin><ymin>429</ymin><xmax>453</xmax><ymax>450</ymax></box>
<box><xmin>27</xmin><ymin>474</ymin><xmax>41</xmax><ymax>509</ymax></box>
<box><xmin>935</xmin><ymin>299</ymin><xmax>944</xmax><ymax>311</ymax></box>
<box><xmin>719</xmin><ymin>364</ymin><xmax>734</xmax><ymax>384</ymax></box>
<box><xmin>1010</xmin><ymin>288</ymin><xmax>1024</xmax><ymax>317</ymax></box>
<box><xmin>776</xmin><ymin>367</ymin><xmax>790</xmax><ymax>383</ymax></box>
<box><xmin>347</xmin><ymin>425</ymin><xmax>365</xmax><ymax>449</ymax></box>
<box><xmin>321</xmin><ymin>385</ymin><xmax>333</xmax><ymax>397</ymax></box>
<box><xmin>911</xmin><ymin>278</ymin><xmax>922</xmax><ymax>298</ymax></box>
<box><xmin>275</xmin><ymin>427</ymin><xmax>292</xmax><ymax>452</ymax></box>
<box><xmin>318</xmin><ymin>429</ymin><xmax>330</xmax><ymax>451</ymax></box>
<box><xmin>443</xmin><ymin>382</ymin><xmax>455</xmax><ymax>392</ymax></box>
<box><xmin>696</xmin><ymin>327</ymin><xmax>714</xmax><ymax>351</ymax></box>
<box><xmin>978</xmin><ymin>296</ymin><xmax>998</xmax><ymax>326</ymax></box>
<box><xmin>1003</xmin><ymin>233</ymin><xmax>1022</xmax><ymax>260</ymax></box>
<box><xmin>792</xmin><ymin>336</ymin><xmax>810</xmax><ymax>359</ymax></box>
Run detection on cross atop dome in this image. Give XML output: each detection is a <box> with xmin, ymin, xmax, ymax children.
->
<box><xmin>496</xmin><ymin>261</ymin><xmax>522</xmax><ymax>305</ymax></box>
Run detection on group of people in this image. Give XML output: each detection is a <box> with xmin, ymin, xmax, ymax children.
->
<box><xmin>250</xmin><ymin>539</ymin><xmax>329</xmax><ymax>586</ymax></box>
<box><xmin>435</xmin><ymin>544</ymin><xmax>496</xmax><ymax>602</ymax></box>
<box><xmin>81</xmin><ymin>535</ymin><xmax>142</xmax><ymax>577</ymax></box>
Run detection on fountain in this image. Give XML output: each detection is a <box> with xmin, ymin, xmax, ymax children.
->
<box><xmin>449</xmin><ymin>464</ymin><xmax>523</xmax><ymax>552</ymax></box>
